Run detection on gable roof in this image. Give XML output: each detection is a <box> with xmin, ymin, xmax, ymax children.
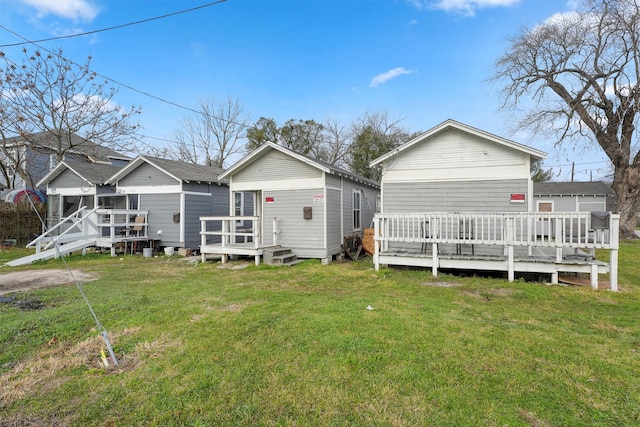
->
<box><xmin>218</xmin><ymin>142</ymin><xmax>379</xmax><ymax>188</ymax></box>
<box><xmin>369</xmin><ymin>119</ymin><xmax>547</xmax><ymax>167</ymax></box>
<box><xmin>107</xmin><ymin>155</ymin><xmax>225</xmax><ymax>185</ymax></box>
<box><xmin>37</xmin><ymin>161</ymin><xmax>123</xmax><ymax>188</ymax></box>
<box><xmin>533</xmin><ymin>181</ymin><xmax>613</xmax><ymax>197</ymax></box>
<box><xmin>3</xmin><ymin>131</ymin><xmax>130</xmax><ymax>163</ymax></box>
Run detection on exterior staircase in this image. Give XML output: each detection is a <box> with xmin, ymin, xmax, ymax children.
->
<box><xmin>6</xmin><ymin>238</ymin><xmax>97</xmax><ymax>267</ymax></box>
<box><xmin>262</xmin><ymin>246</ymin><xmax>302</xmax><ymax>266</ymax></box>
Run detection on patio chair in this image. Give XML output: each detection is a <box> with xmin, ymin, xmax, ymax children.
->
<box><xmin>456</xmin><ymin>219</ymin><xmax>475</xmax><ymax>255</ymax></box>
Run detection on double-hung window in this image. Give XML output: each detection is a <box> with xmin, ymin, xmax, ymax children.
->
<box><xmin>353</xmin><ymin>189</ymin><xmax>362</xmax><ymax>231</ymax></box>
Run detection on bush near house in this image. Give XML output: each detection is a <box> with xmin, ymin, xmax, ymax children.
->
<box><xmin>0</xmin><ymin>201</ymin><xmax>45</xmax><ymax>245</ymax></box>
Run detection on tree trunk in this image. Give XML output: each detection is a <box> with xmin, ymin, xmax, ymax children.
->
<box><xmin>612</xmin><ymin>164</ymin><xmax>640</xmax><ymax>240</ymax></box>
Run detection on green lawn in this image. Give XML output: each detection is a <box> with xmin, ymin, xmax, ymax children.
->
<box><xmin>1</xmin><ymin>244</ymin><xmax>639</xmax><ymax>426</ymax></box>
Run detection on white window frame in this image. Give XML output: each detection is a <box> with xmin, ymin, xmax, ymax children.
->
<box><xmin>234</xmin><ymin>192</ymin><xmax>244</xmax><ymax>226</ymax></box>
<box><xmin>352</xmin><ymin>189</ymin><xmax>362</xmax><ymax>231</ymax></box>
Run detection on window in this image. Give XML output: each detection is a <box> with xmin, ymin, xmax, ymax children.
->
<box><xmin>353</xmin><ymin>189</ymin><xmax>362</xmax><ymax>231</ymax></box>
<box><xmin>537</xmin><ymin>201</ymin><xmax>554</xmax><ymax>223</ymax></box>
<box><xmin>234</xmin><ymin>192</ymin><xmax>244</xmax><ymax>225</ymax></box>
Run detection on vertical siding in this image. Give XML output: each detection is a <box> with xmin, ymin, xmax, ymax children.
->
<box><xmin>120</xmin><ymin>163</ymin><xmax>178</xmax><ymax>186</ymax></box>
<box><xmin>382</xmin><ymin>179</ymin><xmax>529</xmax><ymax>213</ymax></box>
<box><xmin>262</xmin><ymin>189</ymin><xmax>326</xmax><ymax>258</ymax></box>
<box><xmin>234</xmin><ymin>149</ymin><xmax>321</xmax><ymax>183</ymax></box>
<box><xmin>140</xmin><ymin>193</ymin><xmax>181</xmax><ymax>246</ymax></box>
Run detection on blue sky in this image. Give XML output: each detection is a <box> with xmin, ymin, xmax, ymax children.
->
<box><xmin>0</xmin><ymin>0</ymin><xmax>611</xmax><ymax>181</ymax></box>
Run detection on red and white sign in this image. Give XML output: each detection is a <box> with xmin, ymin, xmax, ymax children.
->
<box><xmin>313</xmin><ymin>194</ymin><xmax>324</xmax><ymax>203</ymax></box>
<box><xmin>510</xmin><ymin>193</ymin><xmax>525</xmax><ymax>203</ymax></box>
<box><xmin>265</xmin><ymin>196</ymin><xmax>275</xmax><ymax>204</ymax></box>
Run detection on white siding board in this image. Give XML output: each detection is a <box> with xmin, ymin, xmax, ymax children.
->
<box><xmin>382</xmin><ymin>128</ymin><xmax>529</xmax><ymax>182</ymax></box>
<box><xmin>234</xmin><ymin>149</ymin><xmax>321</xmax><ymax>184</ymax></box>
<box><xmin>262</xmin><ymin>189</ymin><xmax>326</xmax><ymax>258</ymax></box>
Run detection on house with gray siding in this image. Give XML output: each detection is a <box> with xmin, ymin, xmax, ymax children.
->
<box><xmin>367</xmin><ymin>119</ymin><xmax>620</xmax><ymax>291</ymax></box>
<box><xmin>533</xmin><ymin>181</ymin><xmax>613</xmax><ymax>213</ymax></box>
<box><xmin>107</xmin><ymin>156</ymin><xmax>229</xmax><ymax>250</ymax></box>
<box><xmin>371</xmin><ymin>119</ymin><xmax>546</xmax><ymax>214</ymax></box>
<box><xmin>1</xmin><ymin>131</ymin><xmax>130</xmax><ymax>199</ymax></box>
<box><xmin>204</xmin><ymin>142</ymin><xmax>379</xmax><ymax>263</ymax></box>
<box><xmin>37</xmin><ymin>161</ymin><xmax>123</xmax><ymax>230</ymax></box>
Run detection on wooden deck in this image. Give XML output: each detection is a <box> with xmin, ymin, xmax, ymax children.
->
<box><xmin>373</xmin><ymin>212</ymin><xmax>619</xmax><ymax>291</ymax></box>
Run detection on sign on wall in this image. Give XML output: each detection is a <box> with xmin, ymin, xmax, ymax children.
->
<box><xmin>510</xmin><ymin>193</ymin><xmax>525</xmax><ymax>203</ymax></box>
<box><xmin>313</xmin><ymin>194</ymin><xmax>324</xmax><ymax>203</ymax></box>
<box><xmin>265</xmin><ymin>196</ymin><xmax>275</xmax><ymax>204</ymax></box>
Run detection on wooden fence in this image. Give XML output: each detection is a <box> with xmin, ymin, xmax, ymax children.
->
<box><xmin>0</xmin><ymin>201</ymin><xmax>46</xmax><ymax>245</ymax></box>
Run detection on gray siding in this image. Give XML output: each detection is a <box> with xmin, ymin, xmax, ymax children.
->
<box><xmin>342</xmin><ymin>179</ymin><xmax>379</xmax><ymax>235</ymax></box>
<box><xmin>326</xmin><ymin>189</ymin><xmax>342</xmax><ymax>256</ymax></box>
<box><xmin>120</xmin><ymin>163</ymin><xmax>178</xmax><ymax>186</ymax></box>
<box><xmin>262</xmin><ymin>189</ymin><xmax>327</xmax><ymax>258</ymax></box>
<box><xmin>50</xmin><ymin>168</ymin><xmax>84</xmax><ymax>189</ymax></box>
<box><xmin>382</xmin><ymin>179</ymin><xmax>529</xmax><ymax>213</ymax></box>
<box><xmin>184</xmin><ymin>182</ymin><xmax>216</xmax><ymax>193</ymax></box>
<box><xmin>140</xmin><ymin>193</ymin><xmax>181</xmax><ymax>247</ymax></box>
<box><xmin>234</xmin><ymin>149</ymin><xmax>322</xmax><ymax>183</ymax></box>
<box><xmin>184</xmin><ymin>193</ymin><xmax>213</xmax><ymax>249</ymax></box>
<box><xmin>534</xmin><ymin>195</ymin><xmax>607</xmax><ymax>212</ymax></box>
<box><xmin>325</xmin><ymin>173</ymin><xmax>342</xmax><ymax>189</ymax></box>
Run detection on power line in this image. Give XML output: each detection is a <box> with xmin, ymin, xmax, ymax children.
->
<box><xmin>0</xmin><ymin>26</ymin><xmax>252</xmax><ymax>134</ymax></box>
<box><xmin>0</xmin><ymin>0</ymin><xmax>227</xmax><ymax>48</ymax></box>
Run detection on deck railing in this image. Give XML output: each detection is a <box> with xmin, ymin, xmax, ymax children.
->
<box><xmin>96</xmin><ymin>209</ymin><xmax>149</xmax><ymax>241</ymax></box>
<box><xmin>199</xmin><ymin>216</ymin><xmax>262</xmax><ymax>249</ymax></box>
<box><xmin>373</xmin><ymin>211</ymin><xmax>620</xmax><ymax>290</ymax></box>
<box><xmin>374</xmin><ymin>211</ymin><xmax>619</xmax><ymax>251</ymax></box>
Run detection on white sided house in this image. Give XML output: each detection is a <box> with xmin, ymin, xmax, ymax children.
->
<box><xmin>369</xmin><ymin>119</ymin><xmax>620</xmax><ymax>290</ymax></box>
<box><xmin>200</xmin><ymin>142</ymin><xmax>380</xmax><ymax>265</ymax></box>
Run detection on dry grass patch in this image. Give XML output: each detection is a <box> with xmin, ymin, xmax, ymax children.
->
<box><xmin>0</xmin><ymin>327</ymin><xmax>180</xmax><ymax>408</ymax></box>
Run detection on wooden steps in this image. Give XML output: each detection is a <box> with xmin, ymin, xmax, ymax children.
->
<box><xmin>262</xmin><ymin>246</ymin><xmax>302</xmax><ymax>266</ymax></box>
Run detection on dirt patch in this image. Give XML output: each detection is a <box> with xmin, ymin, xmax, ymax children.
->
<box><xmin>0</xmin><ymin>269</ymin><xmax>98</xmax><ymax>296</ymax></box>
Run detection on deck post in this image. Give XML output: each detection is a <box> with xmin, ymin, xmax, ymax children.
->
<box><xmin>507</xmin><ymin>245</ymin><xmax>514</xmax><ymax>282</ymax></box>
<box><xmin>609</xmin><ymin>214</ymin><xmax>619</xmax><ymax>291</ymax></box>
<box><xmin>590</xmin><ymin>263</ymin><xmax>598</xmax><ymax>290</ymax></box>
<box><xmin>610</xmin><ymin>249</ymin><xmax>618</xmax><ymax>291</ymax></box>
<box><xmin>373</xmin><ymin>217</ymin><xmax>379</xmax><ymax>271</ymax></box>
<box><xmin>201</xmin><ymin>219</ymin><xmax>207</xmax><ymax>263</ymax></box>
<box><xmin>432</xmin><ymin>243</ymin><xmax>438</xmax><ymax>277</ymax></box>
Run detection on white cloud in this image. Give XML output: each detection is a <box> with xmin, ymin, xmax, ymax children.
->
<box><xmin>408</xmin><ymin>0</ymin><xmax>521</xmax><ymax>16</ymax></box>
<box><xmin>370</xmin><ymin>67</ymin><xmax>414</xmax><ymax>88</ymax></box>
<box><xmin>19</xmin><ymin>0</ymin><xmax>99</xmax><ymax>21</ymax></box>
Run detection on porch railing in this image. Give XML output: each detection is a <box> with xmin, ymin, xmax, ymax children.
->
<box><xmin>374</xmin><ymin>211</ymin><xmax>619</xmax><ymax>250</ymax></box>
<box><xmin>199</xmin><ymin>216</ymin><xmax>261</xmax><ymax>249</ymax></box>
<box><xmin>96</xmin><ymin>209</ymin><xmax>149</xmax><ymax>241</ymax></box>
<box><xmin>374</xmin><ymin>211</ymin><xmax>620</xmax><ymax>290</ymax></box>
<box><xmin>27</xmin><ymin>205</ymin><xmax>100</xmax><ymax>253</ymax></box>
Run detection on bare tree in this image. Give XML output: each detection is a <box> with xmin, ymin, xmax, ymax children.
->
<box><xmin>172</xmin><ymin>97</ymin><xmax>250</xmax><ymax>168</ymax></box>
<box><xmin>348</xmin><ymin>112</ymin><xmax>409</xmax><ymax>180</ymax></box>
<box><xmin>493</xmin><ymin>0</ymin><xmax>640</xmax><ymax>238</ymax></box>
<box><xmin>0</xmin><ymin>48</ymin><xmax>141</xmax><ymax>188</ymax></box>
<box><xmin>320</xmin><ymin>117</ymin><xmax>351</xmax><ymax>168</ymax></box>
